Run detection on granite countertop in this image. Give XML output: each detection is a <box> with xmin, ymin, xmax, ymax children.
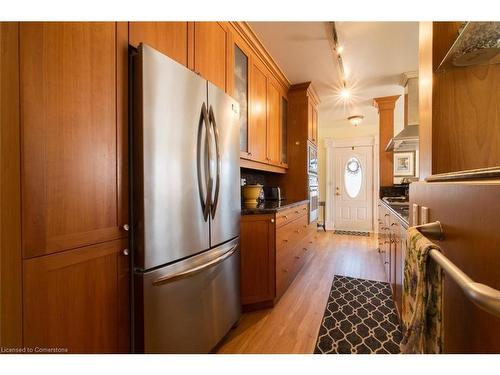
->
<box><xmin>241</xmin><ymin>199</ymin><xmax>309</xmax><ymax>215</ymax></box>
<box><xmin>379</xmin><ymin>199</ymin><xmax>409</xmax><ymax>228</ymax></box>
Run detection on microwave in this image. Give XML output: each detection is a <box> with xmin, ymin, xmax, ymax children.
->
<box><xmin>308</xmin><ymin>144</ymin><xmax>318</xmax><ymax>175</ymax></box>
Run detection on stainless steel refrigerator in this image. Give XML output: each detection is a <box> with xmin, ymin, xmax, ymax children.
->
<box><xmin>132</xmin><ymin>44</ymin><xmax>241</xmax><ymax>353</ymax></box>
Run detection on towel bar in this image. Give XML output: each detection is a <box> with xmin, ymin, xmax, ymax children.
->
<box><xmin>413</xmin><ymin>221</ymin><xmax>500</xmax><ymax>318</ymax></box>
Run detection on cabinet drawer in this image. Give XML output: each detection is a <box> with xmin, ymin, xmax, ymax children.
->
<box><xmin>275</xmin><ymin>214</ymin><xmax>309</xmax><ymax>298</ymax></box>
<box><xmin>275</xmin><ymin>203</ymin><xmax>308</xmax><ymax>228</ymax></box>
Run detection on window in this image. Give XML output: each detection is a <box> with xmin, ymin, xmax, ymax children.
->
<box><xmin>344</xmin><ymin>157</ymin><xmax>362</xmax><ymax>198</ymax></box>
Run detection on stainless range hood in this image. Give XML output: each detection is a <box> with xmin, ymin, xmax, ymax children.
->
<box><xmin>386</xmin><ymin>72</ymin><xmax>419</xmax><ymax>152</ymax></box>
<box><xmin>385</xmin><ymin>124</ymin><xmax>419</xmax><ymax>152</ymax></box>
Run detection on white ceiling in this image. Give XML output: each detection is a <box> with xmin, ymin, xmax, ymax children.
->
<box><xmin>249</xmin><ymin>22</ymin><xmax>419</xmax><ymax>130</ymax></box>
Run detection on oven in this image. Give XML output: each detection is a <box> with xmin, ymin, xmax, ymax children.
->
<box><xmin>307</xmin><ymin>144</ymin><xmax>318</xmax><ymax>175</ymax></box>
<box><xmin>308</xmin><ymin>174</ymin><xmax>319</xmax><ymax>222</ymax></box>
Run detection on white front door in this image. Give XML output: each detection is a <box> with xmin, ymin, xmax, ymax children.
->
<box><xmin>334</xmin><ymin>146</ymin><xmax>373</xmax><ymax>231</ymax></box>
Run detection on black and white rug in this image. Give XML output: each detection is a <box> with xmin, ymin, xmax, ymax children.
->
<box><xmin>334</xmin><ymin>230</ymin><xmax>370</xmax><ymax>237</ymax></box>
<box><xmin>314</xmin><ymin>275</ymin><xmax>403</xmax><ymax>354</ymax></box>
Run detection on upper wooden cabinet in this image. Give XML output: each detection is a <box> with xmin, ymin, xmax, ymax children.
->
<box><xmin>311</xmin><ymin>106</ymin><xmax>318</xmax><ymax>145</ymax></box>
<box><xmin>266</xmin><ymin>79</ymin><xmax>281</xmax><ymax>165</ymax></box>
<box><xmin>129</xmin><ymin>22</ymin><xmax>188</xmax><ymax>66</ymax></box>
<box><xmin>307</xmin><ymin>98</ymin><xmax>319</xmax><ymax>145</ymax></box>
<box><xmin>249</xmin><ymin>60</ymin><xmax>268</xmax><ymax>163</ymax></box>
<box><xmin>20</xmin><ymin>22</ymin><xmax>128</xmax><ymax>258</ymax></box>
<box><xmin>194</xmin><ymin>22</ymin><xmax>228</xmax><ymax>91</ymax></box>
<box><xmin>278</xmin><ymin>82</ymin><xmax>320</xmax><ymax>202</ymax></box>
<box><xmin>419</xmin><ymin>22</ymin><xmax>500</xmax><ymax>178</ymax></box>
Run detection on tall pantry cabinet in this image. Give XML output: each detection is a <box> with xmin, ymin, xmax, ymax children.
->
<box><xmin>1</xmin><ymin>22</ymin><xmax>131</xmax><ymax>353</ymax></box>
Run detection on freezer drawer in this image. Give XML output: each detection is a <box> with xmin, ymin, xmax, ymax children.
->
<box><xmin>134</xmin><ymin>238</ymin><xmax>241</xmax><ymax>353</ymax></box>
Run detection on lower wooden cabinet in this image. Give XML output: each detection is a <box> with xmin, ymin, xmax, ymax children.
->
<box><xmin>240</xmin><ymin>203</ymin><xmax>315</xmax><ymax>309</ymax></box>
<box><xmin>23</xmin><ymin>239</ymin><xmax>130</xmax><ymax>353</ymax></box>
<box><xmin>240</xmin><ymin>214</ymin><xmax>276</xmax><ymax>305</ymax></box>
<box><xmin>378</xmin><ymin>201</ymin><xmax>406</xmax><ymax>316</ymax></box>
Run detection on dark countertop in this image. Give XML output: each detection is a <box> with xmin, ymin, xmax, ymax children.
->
<box><xmin>379</xmin><ymin>199</ymin><xmax>409</xmax><ymax>228</ymax></box>
<box><xmin>241</xmin><ymin>199</ymin><xmax>309</xmax><ymax>215</ymax></box>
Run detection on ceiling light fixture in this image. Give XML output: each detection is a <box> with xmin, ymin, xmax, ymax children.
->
<box><xmin>348</xmin><ymin>115</ymin><xmax>364</xmax><ymax>127</ymax></box>
<box><xmin>336</xmin><ymin>45</ymin><xmax>344</xmax><ymax>54</ymax></box>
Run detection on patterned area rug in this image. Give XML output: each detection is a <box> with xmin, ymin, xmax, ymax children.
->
<box><xmin>334</xmin><ymin>230</ymin><xmax>370</xmax><ymax>237</ymax></box>
<box><xmin>314</xmin><ymin>275</ymin><xmax>403</xmax><ymax>354</ymax></box>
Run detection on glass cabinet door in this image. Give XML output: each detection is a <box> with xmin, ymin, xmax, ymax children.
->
<box><xmin>281</xmin><ymin>97</ymin><xmax>288</xmax><ymax>165</ymax></box>
<box><xmin>234</xmin><ymin>45</ymin><xmax>249</xmax><ymax>154</ymax></box>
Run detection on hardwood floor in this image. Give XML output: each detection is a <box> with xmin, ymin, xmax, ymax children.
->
<box><xmin>216</xmin><ymin>230</ymin><xmax>386</xmax><ymax>354</ymax></box>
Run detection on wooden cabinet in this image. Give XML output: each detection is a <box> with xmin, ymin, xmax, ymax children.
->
<box><xmin>378</xmin><ymin>201</ymin><xmax>406</xmax><ymax>316</ymax></box>
<box><xmin>281</xmin><ymin>97</ymin><xmax>288</xmax><ymax>166</ymax></box>
<box><xmin>249</xmin><ymin>60</ymin><xmax>268</xmax><ymax>163</ymax></box>
<box><xmin>20</xmin><ymin>22</ymin><xmax>129</xmax><ymax>259</ymax></box>
<box><xmin>306</xmin><ymin>97</ymin><xmax>319</xmax><ymax>145</ymax></box>
<box><xmin>232</xmin><ymin>38</ymin><xmax>251</xmax><ymax>157</ymax></box>
<box><xmin>227</xmin><ymin>23</ymin><xmax>290</xmax><ymax>174</ymax></box>
<box><xmin>129</xmin><ymin>22</ymin><xmax>188</xmax><ymax>66</ymax></box>
<box><xmin>279</xmin><ymin>82</ymin><xmax>320</xmax><ymax>202</ymax></box>
<box><xmin>240</xmin><ymin>202</ymin><xmax>314</xmax><ymax>309</ymax></box>
<box><xmin>311</xmin><ymin>106</ymin><xmax>318</xmax><ymax>144</ymax></box>
<box><xmin>23</xmin><ymin>239</ymin><xmax>129</xmax><ymax>353</ymax></box>
<box><xmin>419</xmin><ymin>22</ymin><xmax>500</xmax><ymax>178</ymax></box>
<box><xmin>266</xmin><ymin>79</ymin><xmax>281</xmax><ymax>164</ymax></box>
<box><xmin>240</xmin><ymin>214</ymin><xmax>276</xmax><ymax>305</ymax></box>
<box><xmin>15</xmin><ymin>22</ymin><xmax>130</xmax><ymax>353</ymax></box>
<box><xmin>194</xmin><ymin>22</ymin><xmax>228</xmax><ymax>91</ymax></box>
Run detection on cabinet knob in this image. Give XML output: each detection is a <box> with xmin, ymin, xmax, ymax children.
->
<box><xmin>295</xmin><ymin>229</ymin><xmax>300</xmax><ymax>233</ymax></box>
<box><xmin>123</xmin><ymin>249</ymin><xmax>129</xmax><ymax>256</ymax></box>
<box><xmin>295</xmin><ymin>210</ymin><xmax>300</xmax><ymax>214</ymax></box>
<box><xmin>309</xmin><ymin>240</ymin><xmax>313</xmax><ymax>244</ymax></box>
<box><xmin>122</xmin><ymin>224</ymin><xmax>130</xmax><ymax>231</ymax></box>
<box><xmin>284</xmin><ymin>215</ymin><xmax>288</xmax><ymax>219</ymax></box>
<box><xmin>384</xmin><ymin>261</ymin><xmax>389</xmax><ymax>264</ymax></box>
<box><xmin>284</xmin><ymin>269</ymin><xmax>289</xmax><ymax>273</ymax></box>
<box><xmin>283</xmin><ymin>239</ymin><xmax>289</xmax><ymax>242</ymax></box>
<box><xmin>270</xmin><ymin>218</ymin><xmax>275</xmax><ymax>223</ymax></box>
<box><xmin>295</xmin><ymin>255</ymin><xmax>300</xmax><ymax>259</ymax></box>
<box><xmin>303</xmin><ymin>248</ymin><xmax>308</xmax><ymax>251</ymax></box>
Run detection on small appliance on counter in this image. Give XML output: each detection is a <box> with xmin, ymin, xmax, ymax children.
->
<box><xmin>262</xmin><ymin>186</ymin><xmax>282</xmax><ymax>201</ymax></box>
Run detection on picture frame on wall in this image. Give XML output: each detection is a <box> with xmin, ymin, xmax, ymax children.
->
<box><xmin>394</xmin><ymin>151</ymin><xmax>415</xmax><ymax>177</ymax></box>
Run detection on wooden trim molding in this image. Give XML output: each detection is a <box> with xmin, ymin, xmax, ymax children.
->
<box><xmin>289</xmin><ymin>81</ymin><xmax>320</xmax><ymax>105</ymax></box>
<box><xmin>373</xmin><ymin>95</ymin><xmax>400</xmax><ymax>111</ymax></box>
<box><xmin>240</xmin><ymin>158</ymin><xmax>287</xmax><ymax>174</ymax></box>
<box><xmin>0</xmin><ymin>21</ymin><xmax>23</xmax><ymax>348</ymax></box>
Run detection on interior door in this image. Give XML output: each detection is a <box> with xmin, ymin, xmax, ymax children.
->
<box><xmin>135</xmin><ymin>44</ymin><xmax>210</xmax><ymax>270</ymax></box>
<box><xmin>208</xmin><ymin>82</ymin><xmax>241</xmax><ymax>247</ymax></box>
<box><xmin>334</xmin><ymin>146</ymin><xmax>373</xmax><ymax>231</ymax></box>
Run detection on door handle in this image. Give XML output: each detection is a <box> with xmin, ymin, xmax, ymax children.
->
<box><xmin>208</xmin><ymin>105</ymin><xmax>221</xmax><ymax>219</ymax></box>
<box><xmin>152</xmin><ymin>244</ymin><xmax>238</xmax><ymax>286</ymax></box>
<box><xmin>197</xmin><ymin>102</ymin><xmax>212</xmax><ymax>221</ymax></box>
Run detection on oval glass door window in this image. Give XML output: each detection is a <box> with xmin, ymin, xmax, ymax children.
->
<box><xmin>344</xmin><ymin>157</ymin><xmax>362</xmax><ymax>198</ymax></box>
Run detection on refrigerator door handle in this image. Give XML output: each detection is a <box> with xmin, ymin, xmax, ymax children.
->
<box><xmin>197</xmin><ymin>102</ymin><xmax>212</xmax><ymax>221</ymax></box>
<box><xmin>151</xmin><ymin>243</ymin><xmax>238</xmax><ymax>286</ymax></box>
<box><xmin>208</xmin><ymin>105</ymin><xmax>221</xmax><ymax>218</ymax></box>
